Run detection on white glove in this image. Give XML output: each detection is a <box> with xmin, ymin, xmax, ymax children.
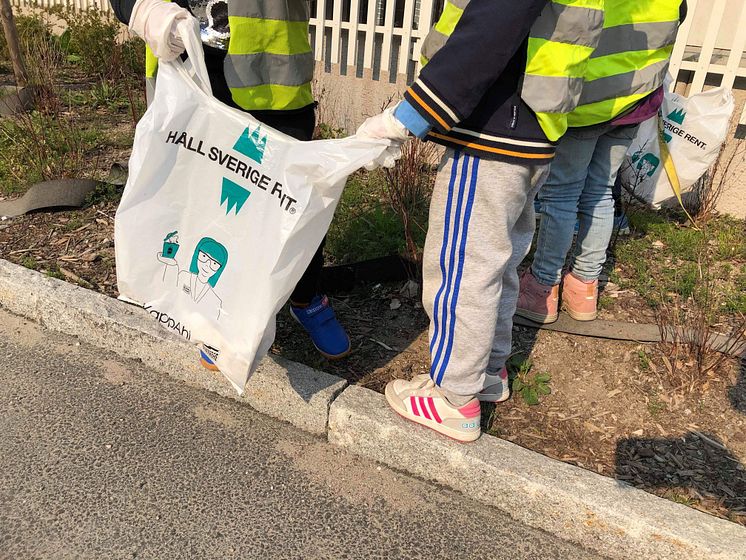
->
<box><xmin>364</xmin><ymin>144</ymin><xmax>403</xmax><ymax>171</ymax></box>
<box><xmin>129</xmin><ymin>0</ymin><xmax>193</xmax><ymax>62</ymax></box>
<box><xmin>356</xmin><ymin>107</ymin><xmax>411</xmax><ymax>142</ymax></box>
<box><xmin>357</xmin><ymin>107</ymin><xmax>410</xmax><ymax>169</ymax></box>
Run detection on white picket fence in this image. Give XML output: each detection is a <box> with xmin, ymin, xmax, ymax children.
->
<box><xmin>10</xmin><ymin>0</ymin><xmax>746</xmax><ymax>121</ymax></box>
<box><xmin>308</xmin><ymin>0</ymin><xmax>437</xmax><ymax>83</ymax></box>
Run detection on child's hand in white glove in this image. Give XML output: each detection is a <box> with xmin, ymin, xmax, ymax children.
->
<box><xmin>129</xmin><ymin>0</ymin><xmax>194</xmax><ymax>61</ymax></box>
<box><xmin>356</xmin><ymin>107</ymin><xmax>411</xmax><ymax>143</ymax></box>
<box><xmin>356</xmin><ymin>106</ymin><xmax>411</xmax><ymax>169</ymax></box>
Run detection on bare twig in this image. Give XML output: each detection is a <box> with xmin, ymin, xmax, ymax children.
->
<box><xmin>689</xmin><ymin>139</ymin><xmax>746</xmax><ymax>225</ymax></box>
<box><xmin>381</xmin><ymin>138</ymin><xmax>437</xmax><ymax>277</ymax></box>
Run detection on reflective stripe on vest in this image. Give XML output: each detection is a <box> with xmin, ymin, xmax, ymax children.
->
<box><xmin>568</xmin><ymin>0</ymin><xmax>682</xmax><ymax>127</ymax></box>
<box><xmin>226</xmin><ymin>2</ymin><xmax>313</xmax><ymax>111</ymax></box>
<box><xmin>145</xmin><ymin>45</ymin><xmax>157</xmax><ymax>78</ymax></box>
<box><xmin>522</xmin><ymin>0</ymin><xmax>605</xmax><ymax>141</ymax></box>
<box><xmin>419</xmin><ymin>0</ymin><xmax>467</xmax><ymax>63</ymax></box>
<box><xmin>144</xmin><ymin>1</ymin><xmax>313</xmax><ymax>111</ymax></box>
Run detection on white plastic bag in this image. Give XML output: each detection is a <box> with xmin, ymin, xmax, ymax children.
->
<box><xmin>115</xmin><ymin>21</ymin><xmax>393</xmax><ymax>393</ymax></box>
<box><xmin>620</xmin><ymin>83</ymin><xmax>734</xmax><ymax>208</ymax></box>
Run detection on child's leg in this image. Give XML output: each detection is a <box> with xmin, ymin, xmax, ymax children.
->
<box><xmin>487</xmin><ymin>180</ymin><xmax>546</xmax><ymax>374</ymax></box>
<box><xmin>422</xmin><ymin>150</ymin><xmax>550</xmax><ymax>401</ymax></box>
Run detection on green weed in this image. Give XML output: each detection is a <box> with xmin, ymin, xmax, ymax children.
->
<box><xmin>50</xmin><ymin>7</ymin><xmax>119</xmax><ymax>80</ymax></box>
<box><xmin>0</xmin><ymin>14</ymin><xmax>56</xmax><ymax>64</ymax></box>
<box><xmin>666</xmin><ymin>491</ymin><xmax>697</xmax><ymax>507</ymax></box>
<box><xmin>45</xmin><ymin>263</ymin><xmax>65</xmax><ymax>280</ymax></box>
<box><xmin>598</xmin><ymin>294</ymin><xmax>614</xmax><ymax>310</ymax></box>
<box><xmin>647</xmin><ymin>392</ymin><xmax>667</xmax><ymax>417</ymax></box>
<box><xmin>20</xmin><ymin>256</ymin><xmax>37</xmax><ymax>270</ymax></box>
<box><xmin>637</xmin><ymin>350</ymin><xmax>650</xmax><ymax>370</ymax></box>
<box><xmin>0</xmin><ymin>111</ymin><xmax>88</xmax><ymax>194</ymax></box>
<box><xmin>85</xmin><ymin>183</ymin><xmax>122</xmax><ymax>206</ymax></box>
<box><xmin>64</xmin><ymin>217</ymin><xmax>84</xmax><ymax>231</ymax></box>
<box><xmin>326</xmin><ymin>170</ymin><xmax>426</xmax><ymax>264</ymax></box>
<box><xmin>507</xmin><ymin>355</ymin><xmax>551</xmax><ymax>406</ymax></box>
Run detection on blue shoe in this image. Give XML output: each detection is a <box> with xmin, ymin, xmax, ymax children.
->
<box><xmin>613</xmin><ymin>212</ymin><xmax>631</xmax><ymax>235</ymax></box>
<box><xmin>290</xmin><ymin>295</ymin><xmax>351</xmax><ymax>359</ymax></box>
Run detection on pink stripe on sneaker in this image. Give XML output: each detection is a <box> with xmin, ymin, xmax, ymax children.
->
<box><xmin>499</xmin><ymin>367</ymin><xmax>508</xmax><ymax>380</ymax></box>
<box><xmin>419</xmin><ymin>397</ymin><xmax>432</xmax><ymax>420</ymax></box>
<box><xmin>410</xmin><ymin>396</ymin><xmax>420</xmax><ymax>416</ymax></box>
<box><xmin>458</xmin><ymin>400</ymin><xmax>480</xmax><ymax>417</ymax></box>
<box><xmin>427</xmin><ymin>398</ymin><xmax>443</xmax><ymax>424</ymax></box>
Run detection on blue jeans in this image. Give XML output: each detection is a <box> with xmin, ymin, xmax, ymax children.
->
<box><xmin>531</xmin><ymin>123</ymin><xmax>639</xmax><ymax>285</ymax></box>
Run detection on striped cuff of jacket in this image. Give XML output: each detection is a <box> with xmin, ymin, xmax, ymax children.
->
<box><xmin>403</xmin><ymin>79</ymin><xmax>460</xmax><ymax>133</ymax></box>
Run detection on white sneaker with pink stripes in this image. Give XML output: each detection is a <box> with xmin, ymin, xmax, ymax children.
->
<box><xmin>384</xmin><ymin>374</ymin><xmax>481</xmax><ymax>442</ymax></box>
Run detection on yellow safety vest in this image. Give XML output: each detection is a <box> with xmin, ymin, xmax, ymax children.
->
<box><xmin>145</xmin><ymin>0</ymin><xmax>313</xmax><ymax>111</ymax></box>
<box><xmin>420</xmin><ymin>0</ymin><xmax>606</xmax><ymax>142</ymax></box>
<box><xmin>568</xmin><ymin>0</ymin><xmax>682</xmax><ymax>127</ymax></box>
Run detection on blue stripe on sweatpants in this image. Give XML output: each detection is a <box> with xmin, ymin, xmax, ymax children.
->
<box><xmin>434</xmin><ymin>156</ymin><xmax>479</xmax><ymax>386</ymax></box>
<box><xmin>429</xmin><ymin>152</ymin><xmax>461</xmax><ymax>357</ymax></box>
<box><xmin>431</xmin><ymin>154</ymin><xmax>471</xmax><ymax>382</ymax></box>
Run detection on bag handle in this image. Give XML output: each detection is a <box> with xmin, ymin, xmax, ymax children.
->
<box><xmin>657</xmin><ymin>117</ymin><xmax>699</xmax><ymax>230</ymax></box>
<box><xmin>174</xmin><ymin>18</ymin><xmax>213</xmax><ymax>97</ymax></box>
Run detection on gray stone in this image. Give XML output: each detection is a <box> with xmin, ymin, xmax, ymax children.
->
<box><xmin>0</xmin><ymin>258</ymin><xmax>345</xmax><ymax>435</ymax></box>
<box><xmin>328</xmin><ymin>385</ymin><xmax>746</xmax><ymax>560</ymax></box>
<box><xmin>0</xmin><ymin>85</ymin><xmax>34</xmax><ymax>117</ymax></box>
<box><xmin>243</xmin><ymin>354</ymin><xmax>347</xmax><ymax>435</ymax></box>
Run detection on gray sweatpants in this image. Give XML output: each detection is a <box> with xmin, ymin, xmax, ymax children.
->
<box><xmin>423</xmin><ymin>149</ymin><xmax>550</xmax><ymax>397</ymax></box>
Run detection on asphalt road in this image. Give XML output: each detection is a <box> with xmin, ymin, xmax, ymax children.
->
<box><xmin>0</xmin><ymin>308</ymin><xmax>606</xmax><ymax>560</ymax></box>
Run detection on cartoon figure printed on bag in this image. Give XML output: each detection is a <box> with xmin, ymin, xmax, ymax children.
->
<box><xmin>630</xmin><ymin>146</ymin><xmax>661</xmax><ymax>178</ymax></box>
<box><xmin>157</xmin><ymin>233</ymin><xmax>228</xmax><ymax>320</ymax></box>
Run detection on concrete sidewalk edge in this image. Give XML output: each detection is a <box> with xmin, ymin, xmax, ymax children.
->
<box><xmin>1</xmin><ymin>258</ymin><xmax>745</xmax><ymax>559</ymax></box>
<box><xmin>328</xmin><ymin>385</ymin><xmax>746</xmax><ymax>560</ymax></box>
<box><xmin>0</xmin><ymin>259</ymin><xmax>346</xmax><ymax>436</ymax></box>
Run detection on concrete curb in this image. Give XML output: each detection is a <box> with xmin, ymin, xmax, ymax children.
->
<box><xmin>2</xmin><ymin>258</ymin><xmax>745</xmax><ymax>559</ymax></box>
<box><xmin>0</xmin><ymin>259</ymin><xmax>346</xmax><ymax>436</ymax></box>
<box><xmin>328</xmin><ymin>386</ymin><xmax>746</xmax><ymax>560</ymax></box>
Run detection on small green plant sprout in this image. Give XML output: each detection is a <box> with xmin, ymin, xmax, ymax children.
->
<box><xmin>598</xmin><ymin>294</ymin><xmax>614</xmax><ymax>310</ymax></box>
<box><xmin>507</xmin><ymin>355</ymin><xmax>551</xmax><ymax>406</ymax></box>
<box><xmin>637</xmin><ymin>349</ymin><xmax>650</xmax><ymax>370</ymax></box>
<box><xmin>45</xmin><ymin>263</ymin><xmax>64</xmax><ymax>280</ymax></box>
<box><xmin>20</xmin><ymin>256</ymin><xmax>37</xmax><ymax>270</ymax></box>
<box><xmin>647</xmin><ymin>392</ymin><xmax>667</xmax><ymax>417</ymax></box>
<box><xmin>64</xmin><ymin>216</ymin><xmax>84</xmax><ymax>231</ymax></box>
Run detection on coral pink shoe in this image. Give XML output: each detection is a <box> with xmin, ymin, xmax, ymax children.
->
<box><xmin>385</xmin><ymin>374</ymin><xmax>481</xmax><ymax>442</ymax></box>
<box><xmin>561</xmin><ymin>272</ymin><xmax>598</xmax><ymax>321</ymax></box>
<box><xmin>516</xmin><ymin>269</ymin><xmax>559</xmax><ymax>324</ymax></box>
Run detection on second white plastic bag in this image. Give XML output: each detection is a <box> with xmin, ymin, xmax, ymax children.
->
<box><xmin>620</xmin><ymin>83</ymin><xmax>734</xmax><ymax>208</ymax></box>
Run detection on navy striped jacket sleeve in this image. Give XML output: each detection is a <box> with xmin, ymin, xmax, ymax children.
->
<box><xmin>405</xmin><ymin>0</ymin><xmax>548</xmax><ymax>133</ymax></box>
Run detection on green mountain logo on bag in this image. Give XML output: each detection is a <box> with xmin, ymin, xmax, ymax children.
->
<box><xmin>233</xmin><ymin>126</ymin><xmax>267</xmax><ymax>164</ymax></box>
<box><xmin>662</xmin><ymin>107</ymin><xmax>706</xmax><ymax>149</ymax></box>
<box><xmin>667</xmin><ymin>108</ymin><xmax>686</xmax><ymax>125</ymax></box>
<box><xmin>663</xmin><ymin>108</ymin><xmax>686</xmax><ymax>143</ymax></box>
<box><xmin>221</xmin><ymin>177</ymin><xmax>251</xmax><ymax>215</ymax></box>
